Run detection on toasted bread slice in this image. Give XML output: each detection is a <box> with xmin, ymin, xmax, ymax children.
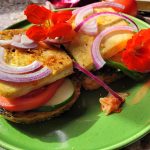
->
<box><xmin>0</xmin><ymin>79</ymin><xmax>80</xmax><ymax>124</ymax></box>
<box><xmin>0</xmin><ymin>29</ymin><xmax>73</xmax><ymax>98</ymax></box>
<box><xmin>65</xmin><ymin>8</ymin><xmax>133</xmax><ymax>70</ymax></box>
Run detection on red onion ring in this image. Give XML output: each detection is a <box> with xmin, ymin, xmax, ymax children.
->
<box><xmin>92</xmin><ymin>25</ymin><xmax>135</xmax><ymax>70</ymax></box>
<box><xmin>44</xmin><ymin>38</ymin><xmax>71</xmax><ymax>45</ymax></box>
<box><xmin>0</xmin><ymin>34</ymin><xmax>38</xmax><ymax>49</ymax></box>
<box><xmin>75</xmin><ymin>6</ymin><xmax>98</xmax><ymax>36</ymax></box>
<box><xmin>12</xmin><ymin>35</ymin><xmax>21</xmax><ymax>43</ymax></box>
<box><xmin>45</xmin><ymin>1</ymin><xmax>55</xmax><ymax>11</ymax></box>
<box><xmin>72</xmin><ymin>1</ymin><xmax>124</xmax><ymax>15</ymax></box>
<box><xmin>0</xmin><ymin>40</ymin><xmax>12</xmax><ymax>46</ymax></box>
<box><xmin>75</xmin><ymin>12</ymin><xmax>139</xmax><ymax>33</ymax></box>
<box><xmin>21</xmin><ymin>35</ymin><xmax>35</xmax><ymax>45</ymax></box>
<box><xmin>75</xmin><ymin>6</ymin><xmax>93</xmax><ymax>25</ymax></box>
<box><xmin>0</xmin><ymin>47</ymin><xmax>42</xmax><ymax>74</ymax></box>
<box><xmin>11</xmin><ymin>41</ymin><xmax>38</xmax><ymax>49</ymax></box>
<box><xmin>0</xmin><ymin>67</ymin><xmax>51</xmax><ymax>83</ymax></box>
<box><xmin>81</xmin><ymin>21</ymin><xmax>98</xmax><ymax>36</ymax></box>
<box><xmin>11</xmin><ymin>35</ymin><xmax>38</xmax><ymax>49</ymax></box>
<box><xmin>74</xmin><ymin>61</ymin><xmax>123</xmax><ymax>101</ymax></box>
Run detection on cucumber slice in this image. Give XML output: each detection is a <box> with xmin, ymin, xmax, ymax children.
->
<box><xmin>36</xmin><ymin>79</ymin><xmax>75</xmax><ymax>112</ymax></box>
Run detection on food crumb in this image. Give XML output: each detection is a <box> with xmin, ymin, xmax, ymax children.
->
<box><xmin>99</xmin><ymin>93</ymin><xmax>129</xmax><ymax>115</ymax></box>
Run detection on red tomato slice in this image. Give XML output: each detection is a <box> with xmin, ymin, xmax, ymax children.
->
<box><xmin>105</xmin><ymin>0</ymin><xmax>138</xmax><ymax>16</ymax></box>
<box><xmin>0</xmin><ymin>79</ymin><xmax>64</xmax><ymax>112</ymax></box>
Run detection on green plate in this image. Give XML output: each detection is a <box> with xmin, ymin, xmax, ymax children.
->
<box><xmin>0</xmin><ymin>16</ymin><xmax>150</xmax><ymax>150</ymax></box>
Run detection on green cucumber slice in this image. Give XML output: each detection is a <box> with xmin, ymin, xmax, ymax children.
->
<box><xmin>36</xmin><ymin>79</ymin><xmax>75</xmax><ymax>112</ymax></box>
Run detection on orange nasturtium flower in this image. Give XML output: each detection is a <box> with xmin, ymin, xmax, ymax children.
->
<box><xmin>48</xmin><ymin>23</ymin><xmax>75</xmax><ymax>40</ymax></box>
<box><xmin>51</xmin><ymin>10</ymin><xmax>72</xmax><ymax>24</ymax></box>
<box><xmin>122</xmin><ymin>29</ymin><xmax>150</xmax><ymax>73</ymax></box>
<box><xmin>24</xmin><ymin>4</ymin><xmax>75</xmax><ymax>42</ymax></box>
<box><xmin>24</xmin><ymin>4</ymin><xmax>51</xmax><ymax>24</ymax></box>
<box><xmin>26</xmin><ymin>25</ymin><xmax>48</xmax><ymax>42</ymax></box>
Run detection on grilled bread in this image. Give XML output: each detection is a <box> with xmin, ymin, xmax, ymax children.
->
<box><xmin>0</xmin><ymin>29</ymin><xmax>73</xmax><ymax>98</ymax></box>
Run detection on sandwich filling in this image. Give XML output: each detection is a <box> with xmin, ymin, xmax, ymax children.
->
<box><xmin>0</xmin><ymin>29</ymin><xmax>73</xmax><ymax>98</ymax></box>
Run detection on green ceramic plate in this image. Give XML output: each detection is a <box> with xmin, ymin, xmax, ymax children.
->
<box><xmin>0</xmin><ymin>16</ymin><xmax>150</xmax><ymax>150</ymax></box>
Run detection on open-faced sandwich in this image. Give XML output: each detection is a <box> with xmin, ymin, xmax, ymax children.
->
<box><xmin>0</xmin><ymin>29</ymin><xmax>80</xmax><ymax>123</ymax></box>
<box><xmin>0</xmin><ymin>1</ymin><xmax>149</xmax><ymax>123</ymax></box>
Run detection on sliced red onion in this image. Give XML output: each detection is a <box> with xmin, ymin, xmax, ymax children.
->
<box><xmin>0</xmin><ymin>67</ymin><xmax>51</xmax><ymax>83</ymax></box>
<box><xmin>75</xmin><ymin>6</ymin><xmax>93</xmax><ymax>25</ymax></box>
<box><xmin>0</xmin><ymin>40</ymin><xmax>12</xmax><ymax>46</ymax></box>
<box><xmin>74</xmin><ymin>61</ymin><xmax>123</xmax><ymax>101</ymax></box>
<box><xmin>0</xmin><ymin>34</ymin><xmax>38</xmax><ymax>49</ymax></box>
<box><xmin>21</xmin><ymin>35</ymin><xmax>34</xmax><ymax>45</ymax></box>
<box><xmin>12</xmin><ymin>35</ymin><xmax>21</xmax><ymax>43</ymax></box>
<box><xmin>44</xmin><ymin>38</ymin><xmax>71</xmax><ymax>45</ymax></box>
<box><xmin>92</xmin><ymin>25</ymin><xmax>135</xmax><ymax>70</ymax></box>
<box><xmin>75</xmin><ymin>12</ymin><xmax>139</xmax><ymax>33</ymax></box>
<box><xmin>72</xmin><ymin>1</ymin><xmax>124</xmax><ymax>15</ymax></box>
<box><xmin>45</xmin><ymin>1</ymin><xmax>55</xmax><ymax>11</ymax></box>
<box><xmin>75</xmin><ymin>6</ymin><xmax>98</xmax><ymax>36</ymax></box>
<box><xmin>11</xmin><ymin>34</ymin><xmax>38</xmax><ymax>49</ymax></box>
<box><xmin>0</xmin><ymin>47</ymin><xmax>42</xmax><ymax>74</ymax></box>
<box><xmin>11</xmin><ymin>42</ymin><xmax>38</xmax><ymax>49</ymax></box>
<box><xmin>81</xmin><ymin>21</ymin><xmax>98</xmax><ymax>36</ymax></box>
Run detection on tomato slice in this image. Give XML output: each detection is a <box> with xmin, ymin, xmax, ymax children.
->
<box><xmin>0</xmin><ymin>79</ymin><xmax>64</xmax><ymax>112</ymax></box>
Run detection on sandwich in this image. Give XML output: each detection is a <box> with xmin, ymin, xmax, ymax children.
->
<box><xmin>62</xmin><ymin>3</ymin><xmax>148</xmax><ymax>114</ymax></box>
<box><xmin>0</xmin><ymin>29</ymin><xmax>81</xmax><ymax>123</ymax></box>
<box><xmin>65</xmin><ymin>7</ymin><xmax>134</xmax><ymax>70</ymax></box>
<box><xmin>0</xmin><ymin>1</ymin><xmax>148</xmax><ymax>122</ymax></box>
<box><xmin>64</xmin><ymin>6</ymin><xmax>139</xmax><ymax>91</ymax></box>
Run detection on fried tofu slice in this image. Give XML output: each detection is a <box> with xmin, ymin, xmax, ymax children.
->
<box><xmin>0</xmin><ymin>29</ymin><xmax>73</xmax><ymax>98</ymax></box>
<box><xmin>65</xmin><ymin>8</ymin><xmax>133</xmax><ymax>70</ymax></box>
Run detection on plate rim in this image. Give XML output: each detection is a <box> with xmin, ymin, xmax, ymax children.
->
<box><xmin>0</xmin><ymin>119</ymin><xmax>149</xmax><ymax>150</ymax></box>
<box><xmin>103</xmin><ymin>126</ymin><xmax>150</xmax><ymax>150</ymax></box>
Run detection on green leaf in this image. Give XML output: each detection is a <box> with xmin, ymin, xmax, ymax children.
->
<box><xmin>106</xmin><ymin>60</ymin><xmax>146</xmax><ymax>81</ymax></box>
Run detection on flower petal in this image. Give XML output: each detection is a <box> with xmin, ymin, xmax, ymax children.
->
<box><xmin>51</xmin><ymin>10</ymin><xmax>72</xmax><ymax>24</ymax></box>
<box><xmin>48</xmin><ymin>23</ymin><xmax>75</xmax><ymax>40</ymax></box>
<box><xmin>122</xmin><ymin>29</ymin><xmax>150</xmax><ymax>73</ymax></box>
<box><xmin>26</xmin><ymin>25</ymin><xmax>48</xmax><ymax>42</ymax></box>
<box><xmin>24</xmin><ymin>4</ymin><xmax>51</xmax><ymax>24</ymax></box>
